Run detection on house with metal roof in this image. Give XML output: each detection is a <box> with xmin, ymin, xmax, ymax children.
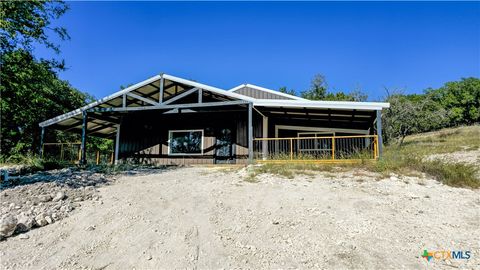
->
<box><xmin>39</xmin><ymin>73</ymin><xmax>390</xmax><ymax>165</ymax></box>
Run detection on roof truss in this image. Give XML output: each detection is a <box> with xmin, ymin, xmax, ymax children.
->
<box><xmin>39</xmin><ymin>74</ymin><xmax>253</xmax><ymax>136</ymax></box>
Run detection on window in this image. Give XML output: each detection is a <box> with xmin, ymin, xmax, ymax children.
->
<box><xmin>168</xmin><ymin>130</ymin><xmax>203</xmax><ymax>155</ymax></box>
<box><xmin>297</xmin><ymin>132</ymin><xmax>335</xmax><ymax>137</ymax></box>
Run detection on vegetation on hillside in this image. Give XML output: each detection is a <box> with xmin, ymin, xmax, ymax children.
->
<box><xmin>374</xmin><ymin>126</ymin><xmax>479</xmax><ymax>188</ymax></box>
<box><xmin>0</xmin><ymin>0</ymin><xmax>112</xmax><ymax>162</ymax></box>
<box><xmin>383</xmin><ymin>78</ymin><xmax>479</xmax><ymax>144</ymax></box>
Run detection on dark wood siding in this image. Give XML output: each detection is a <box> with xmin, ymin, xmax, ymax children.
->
<box><xmin>118</xmin><ymin>109</ymin><xmax>250</xmax><ymax>165</ymax></box>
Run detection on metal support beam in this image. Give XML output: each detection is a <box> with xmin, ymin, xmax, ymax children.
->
<box><xmin>248</xmin><ymin>103</ymin><xmax>253</xmax><ymax>163</ymax></box>
<box><xmin>39</xmin><ymin>127</ymin><xmax>45</xmax><ymax>157</ymax></box>
<box><xmin>159</xmin><ymin>75</ymin><xmax>164</xmax><ymax>103</ymax></box>
<box><xmin>162</xmin><ymin>87</ymin><xmax>199</xmax><ymax>105</ymax></box>
<box><xmin>262</xmin><ymin>115</ymin><xmax>268</xmax><ymax>160</ymax></box>
<box><xmin>376</xmin><ymin>110</ymin><xmax>383</xmax><ymax>158</ymax></box>
<box><xmin>90</xmin><ymin>100</ymin><xmax>248</xmax><ymax>113</ymax></box>
<box><xmin>114</xmin><ymin>124</ymin><xmax>120</xmax><ymax>165</ymax></box>
<box><xmin>80</xmin><ymin>111</ymin><xmax>88</xmax><ymax>165</ymax></box>
<box><xmin>126</xmin><ymin>92</ymin><xmax>159</xmax><ymax>106</ymax></box>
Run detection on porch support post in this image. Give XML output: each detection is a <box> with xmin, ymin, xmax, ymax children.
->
<box><xmin>80</xmin><ymin>111</ymin><xmax>88</xmax><ymax>165</ymax></box>
<box><xmin>198</xmin><ymin>89</ymin><xmax>202</xmax><ymax>103</ymax></box>
<box><xmin>262</xmin><ymin>115</ymin><xmax>268</xmax><ymax>160</ymax></box>
<box><xmin>114</xmin><ymin>124</ymin><xmax>121</xmax><ymax>165</ymax></box>
<box><xmin>159</xmin><ymin>75</ymin><xmax>164</xmax><ymax>103</ymax></box>
<box><xmin>248</xmin><ymin>103</ymin><xmax>253</xmax><ymax>163</ymax></box>
<box><xmin>39</xmin><ymin>127</ymin><xmax>45</xmax><ymax>157</ymax></box>
<box><xmin>376</xmin><ymin>110</ymin><xmax>383</xmax><ymax>158</ymax></box>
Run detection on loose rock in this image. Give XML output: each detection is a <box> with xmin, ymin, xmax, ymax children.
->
<box><xmin>0</xmin><ymin>215</ymin><xmax>18</xmax><ymax>238</ymax></box>
<box><xmin>35</xmin><ymin>214</ymin><xmax>48</xmax><ymax>227</ymax></box>
<box><xmin>0</xmin><ymin>168</ymin><xmax>112</xmax><ymax>240</ymax></box>
<box><xmin>52</xmin><ymin>191</ymin><xmax>65</xmax><ymax>202</ymax></box>
<box><xmin>45</xmin><ymin>216</ymin><xmax>53</xmax><ymax>224</ymax></box>
<box><xmin>38</xmin><ymin>194</ymin><xmax>52</xmax><ymax>202</ymax></box>
<box><xmin>15</xmin><ymin>213</ymin><xmax>35</xmax><ymax>233</ymax></box>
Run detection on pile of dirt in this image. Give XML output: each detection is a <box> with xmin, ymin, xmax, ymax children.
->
<box><xmin>0</xmin><ymin>168</ymin><xmax>111</xmax><ymax>240</ymax></box>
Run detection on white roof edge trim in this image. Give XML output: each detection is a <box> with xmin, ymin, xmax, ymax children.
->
<box><xmin>162</xmin><ymin>74</ymin><xmax>255</xmax><ymax>102</ymax></box>
<box><xmin>229</xmin><ymin>83</ymin><xmax>308</xmax><ymax>101</ymax></box>
<box><xmin>253</xmin><ymin>100</ymin><xmax>390</xmax><ymax>110</ymax></box>
<box><xmin>40</xmin><ymin>73</ymin><xmax>255</xmax><ymax>128</ymax></box>
<box><xmin>39</xmin><ymin>74</ymin><xmax>162</xmax><ymax>127</ymax></box>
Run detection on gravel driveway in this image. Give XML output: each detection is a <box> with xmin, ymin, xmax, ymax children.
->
<box><xmin>1</xmin><ymin>166</ymin><xmax>479</xmax><ymax>269</ymax></box>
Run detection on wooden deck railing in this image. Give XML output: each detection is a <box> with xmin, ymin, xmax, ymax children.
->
<box><xmin>42</xmin><ymin>142</ymin><xmax>114</xmax><ymax>165</ymax></box>
<box><xmin>253</xmin><ymin>135</ymin><xmax>379</xmax><ymax>163</ymax></box>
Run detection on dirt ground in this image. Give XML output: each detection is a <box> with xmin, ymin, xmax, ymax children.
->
<box><xmin>1</xmin><ymin>166</ymin><xmax>479</xmax><ymax>269</ymax></box>
<box><xmin>427</xmin><ymin>150</ymin><xmax>480</xmax><ymax>166</ymax></box>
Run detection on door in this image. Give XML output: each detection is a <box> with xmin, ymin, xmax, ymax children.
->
<box><xmin>215</xmin><ymin>128</ymin><xmax>235</xmax><ymax>164</ymax></box>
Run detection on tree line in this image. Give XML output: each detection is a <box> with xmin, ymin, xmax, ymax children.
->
<box><xmin>288</xmin><ymin>74</ymin><xmax>479</xmax><ymax>144</ymax></box>
<box><xmin>1</xmin><ymin>1</ymin><xmax>479</xmax><ymax>160</ymax></box>
<box><xmin>0</xmin><ymin>0</ymin><xmax>110</xmax><ymax>161</ymax></box>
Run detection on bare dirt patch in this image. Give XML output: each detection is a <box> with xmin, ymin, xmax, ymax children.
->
<box><xmin>426</xmin><ymin>149</ymin><xmax>480</xmax><ymax>166</ymax></box>
<box><xmin>1</xmin><ymin>167</ymin><xmax>478</xmax><ymax>269</ymax></box>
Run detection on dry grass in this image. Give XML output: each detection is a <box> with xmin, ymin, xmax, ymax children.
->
<box><xmin>247</xmin><ymin>125</ymin><xmax>480</xmax><ymax>189</ymax></box>
<box><xmin>402</xmin><ymin>125</ymin><xmax>480</xmax><ymax>155</ymax></box>
<box><xmin>245</xmin><ymin>163</ymin><xmax>336</xmax><ymax>181</ymax></box>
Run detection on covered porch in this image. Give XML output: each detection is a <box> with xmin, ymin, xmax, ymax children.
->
<box><xmin>251</xmin><ymin>104</ymin><xmax>384</xmax><ymax>163</ymax></box>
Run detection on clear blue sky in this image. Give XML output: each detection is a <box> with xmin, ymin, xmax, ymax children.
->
<box><xmin>36</xmin><ymin>1</ymin><xmax>480</xmax><ymax>101</ymax></box>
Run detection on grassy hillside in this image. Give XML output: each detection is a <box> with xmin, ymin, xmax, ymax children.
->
<box><xmin>376</xmin><ymin>125</ymin><xmax>479</xmax><ymax>188</ymax></box>
<box><xmin>249</xmin><ymin>125</ymin><xmax>480</xmax><ymax>188</ymax></box>
<box><xmin>401</xmin><ymin>125</ymin><xmax>480</xmax><ymax>156</ymax></box>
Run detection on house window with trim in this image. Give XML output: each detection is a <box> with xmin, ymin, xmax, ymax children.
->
<box><xmin>168</xmin><ymin>130</ymin><xmax>203</xmax><ymax>155</ymax></box>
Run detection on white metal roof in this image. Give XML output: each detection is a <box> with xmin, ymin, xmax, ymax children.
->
<box><xmin>39</xmin><ymin>73</ymin><xmax>390</xmax><ymax>129</ymax></box>
<box><xmin>39</xmin><ymin>75</ymin><xmax>162</xmax><ymax>127</ymax></box>
<box><xmin>253</xmin><ymin>99</ymin><xmax>390</xmax><ymax>111</ymax></box>
<box><xmin>229</xmin><ymin>83</ymin><xmax>308</xmax><ymax>101</ymax></box>
<box><xmin>163</xmin><ymin>74</ymin><xmax>256</xmax><ymax>102</ymax></box>
<box><xmin>39</xmin><ymin>73</ymin><xmax>255</xmax><ymax>128</ymax></box>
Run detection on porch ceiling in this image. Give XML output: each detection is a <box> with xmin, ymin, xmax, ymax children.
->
<box><xmin>256</xmin><ymin>106</ymin><xmax>377</xmax><ymax>130</ymax></box>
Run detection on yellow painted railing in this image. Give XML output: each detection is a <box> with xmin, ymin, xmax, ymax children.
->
<box><xmin>253</xmin><ymin>135</ymin><xmax>379</xmax><ymax>163</ymax></box>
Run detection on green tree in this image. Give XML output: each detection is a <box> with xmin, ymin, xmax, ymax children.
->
<box><xmin>382</xmin><ymin>91</ymin><xmax>448</xmax><ymax>145</ymax></box>
<box><xmin>0</xmin><ymin>0</ymin><xmax>69</xmax><ymax>54</ymax></box>
<box><xmin>278</xmin><ymin>86</ymin><xmax>296</xmax><ymax>96</ymax></box>
<box><xmin>301</xmin><ymin>74</ymin><xmax>328</xmax><ymax>100</ymax></box>
<box><xmin>324</xmin><ymin>89</ymin><xmax>368</xmax><ymax>102</ymax></box>
<box><xmin>0</xmin><ymin>1</ymin><xmax>92</xmax><ymax>157</ymax></box>
<box><xmin>0</xmin><ymin>50</ymin><xmax>88</xmax><ymax>155</ymax></box>
<box><xmin>427</xmin><ymin>77</ymin><xmax>480</xmax><ymax>125</ymax></box>
<box><xmin>300</xmin><ymin>74</ymin><xmax>368</xmax><ymax>101</ymax></box>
